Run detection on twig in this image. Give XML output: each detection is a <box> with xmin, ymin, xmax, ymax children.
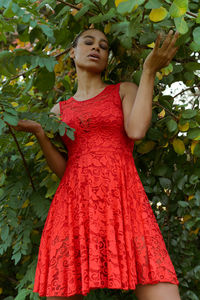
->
<box><xmin>56</xmin><ymin>0</ymin><xmax>95</xmax><ymax>16</ymax></box>
<box><xmin>91</xmin><ymin>0</ymin><xmax>103</xmax><ymax>14</ymax></box>
<box><xmin>186</xmin><ymin>11</ymin><xmax>198</xmax><ymax>18</ymax></box>
<box><xmin>55</xmin><ymin>47</ymin><xmax>70</xmax><ymax>59</ymax></box>
<box><xmin>154</xmin><ymin>102</ymin><xmax>179</xmax><ymax>121</ymax></box>
<box><xmin>8</xmin><ymin>125</ymin><xmax>36</xmax><ymax>191</ymax></box>
<box><xmin>163</xmin><ymin>0</ymin><xmax>198</xmax><ymax>18</ymax></box>
<box><xmin>173</xmin><ymin>84</ymin><xmax>200</xmax><ymax>98</ymax></box>
<box><xmin>2</xmin><ymin>48</ymin><xmax>71</xmax><ymax>86</ymax></box>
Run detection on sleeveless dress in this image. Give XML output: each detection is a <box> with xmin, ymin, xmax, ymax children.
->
<box><xmin>33</xmin><ymin>83</ymin><xmax>179</xmax><ymax>297</ymax></box>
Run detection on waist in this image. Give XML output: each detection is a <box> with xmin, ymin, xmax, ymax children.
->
<box><xmin>67</xmin><ymin>146</ymin><xmax>133</xmax><ymax>160</ymax></box>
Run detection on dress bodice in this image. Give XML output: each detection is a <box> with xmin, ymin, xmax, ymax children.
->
<box><xmin>59</xmin><ymin>83</ymin><xmax>134</xmax><ymax>159</ymax></box>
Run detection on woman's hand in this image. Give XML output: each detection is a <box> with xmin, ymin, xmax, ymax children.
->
<box><xmin>9</xmin><ymin>120</ymin><xmax>43</xmax><ymax>136</ymax></box>
<box><xmin>143</xmin><ymin>30</ymin><xmax>179</xmax><ymax>76</ymax></box>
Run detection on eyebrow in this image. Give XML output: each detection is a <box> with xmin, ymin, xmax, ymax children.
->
<box><xmin>83</xmin><ymin>35</ymin><xmax>108</xmax><ymax>44</ymax></box>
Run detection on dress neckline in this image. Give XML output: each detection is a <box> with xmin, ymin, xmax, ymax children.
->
<box><xmin>70</xmin><ymin>84</ymin><xmax>112</xmax><ymax>102</ymax></box>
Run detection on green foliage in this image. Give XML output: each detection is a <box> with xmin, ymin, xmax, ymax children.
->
<box><xmin>0</xmin><ymin>0</ymin><xmax>199</xmax><ymax>299</ymax></box>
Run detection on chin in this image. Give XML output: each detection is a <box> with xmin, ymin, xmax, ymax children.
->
<box><xmin>77</xmin><ymin>62</ymin><xmax>106</xmax><ymax>74</ymax></box>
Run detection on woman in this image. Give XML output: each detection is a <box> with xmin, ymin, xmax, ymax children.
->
<box><xmin>12</xmin><ymin>28</ymin><xmax>181</xmax><ymax>300</ymax></box>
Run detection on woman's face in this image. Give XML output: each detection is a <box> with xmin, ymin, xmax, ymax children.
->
<box><xmin>71</xmin><ymin>29</ymin><xmax>109</xmax><ymax>74</ymax></box>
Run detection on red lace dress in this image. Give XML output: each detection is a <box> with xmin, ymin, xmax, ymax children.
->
<box><xmin>33</xmin><ymin>83</ymin><xmax>179</xmax><ymax>297</ymax></box>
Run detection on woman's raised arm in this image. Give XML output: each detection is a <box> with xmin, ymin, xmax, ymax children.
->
<box><xmin>121</xmin><ymin>30</ymin><xmax>179</xmax><ymax>140</ymax></box>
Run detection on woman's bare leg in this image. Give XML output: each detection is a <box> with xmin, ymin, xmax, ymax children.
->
<box><xmin>135</xmin><ymin>283</ymin><xmax>181</xmax><ymax>300</ymax></box>
<box><xmin>47</xmin><ymin>295</ymin><xmax>84</xmax><ymax>300</ymax></box>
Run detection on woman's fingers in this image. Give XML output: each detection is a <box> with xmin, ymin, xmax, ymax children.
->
<box><xmin>154</xmin><ymin>33</ymin><xmax>162</xmax><ymax>50</ymax></box>
<box><xmin>167</xmin><ymin>31</ymin><xmax>179</xmax><ymax>51</ymax></box>
<box><xmin>160</xmin><ymin>30</ymin><xmax>174</xmax><ymax>51</ymax></box>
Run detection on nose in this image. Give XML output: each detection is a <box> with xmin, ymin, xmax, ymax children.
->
<box><xmin>91</xmin><ymin>44</ymin><xmax>100</xmax><ymax>52</ymax></box>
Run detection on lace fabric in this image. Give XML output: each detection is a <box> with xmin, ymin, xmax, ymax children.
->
<box><xmin>33</xmin><ymin>83</ymin><xmax>179</xmax><ymax>297</ymax></box>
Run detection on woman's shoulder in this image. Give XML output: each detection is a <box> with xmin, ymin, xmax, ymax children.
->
<box><xmin>118</xmin><ymin>81</ymin><xmax>138</xmax><ymax>100</ymax></box>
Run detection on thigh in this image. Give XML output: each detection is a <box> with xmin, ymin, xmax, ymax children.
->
<box><xmin>135</xmin><ymin>283</ymin><xmax>181</xmax><ymax>300</ymax></box>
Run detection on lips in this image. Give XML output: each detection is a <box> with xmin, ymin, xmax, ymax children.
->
<box><xmin>88</xmin><ymin>52</ymin><xmax>100</xmax><ymax>59</ymax></box>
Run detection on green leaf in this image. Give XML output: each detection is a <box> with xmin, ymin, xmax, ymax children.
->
<box><xmin>1</xmin><ymin>224</ymin><xmax>9</xmax><ymax>241</ymax></box>
<box><xmin>117</xmin><ymin>0</ymin><xmax>138</xmax><ymax>15</ymax></box>
<box><xmin>185</xmin><ymin>62</ymin><xmax>200</xmax><ymax>71</ymax></box>
<box><xmin>187</xmin><ymin>128</ymin><xmax>200</xmax><ymax>140</ymax></box>
<box><xmin>145</xmin><ymin>0</ymin><xmax>162</xmax><ymax>9</ymax></box>
<box><xmin>177</xmin><ymin>174</ymin><xmax>188</xmax><ymax>190</ymax></box>
<box><xmin>40</xmin><ymin>24</ymin><xmax>54</xmax><ymax>38</ymax></box>
<box><xmin>74</xmin><ymin>5</ymin><xmax>90</xmax><ymax>20</ymax></box>
<box><xmin>153</xmin><ymin>164</ymin><xmax>169</xmax><ymax>176</ymax></box>
<box><xmin>159</xmin><ymin>177</ymin><xmax>172</xmax><ymax>188</ymax></box>
<box><xmin>23</xmin><ymin>75</ymin><xmax>34</xmax><ymax>94</ymax></box>
<box><xmin>34</xmin><ymin>68</ymin><xmax>55</xmax><ymax>92</ymax></box>
<box><xmin>193</xmin><ymin>27</ymin><xmax>200</xmax><ymax>45</ymax></box>
<box><xmin>0</xmin><ymin>119</ymin><xmax>6</xmax><ymax>134</ymax></box>
<box><xmin>184</xmin><ymin>290</ymin><xmax>199</xmax><ymax>300</ymax></box>
<box><xmin>193</xmin><ymin>143</ymin><xmax>200</xmax><ymax>157</ymax></box>
<box><xmin>182</xmin><ymin>109</ymin><xmax>197</xmax><ymax>119</ymax></box>
<box><xmin>166</xmin><ymin>119</ymin><xmax>178</xmax><ymax>132</ymax></box>
<box><xmin>139</xmin><ymin>31</ymin><xmax>157</xmax><ymax>45</ymax></box>
<box><xmin>178</xmin><ymin>201</ymin><xmax>189</xmax><ymax>207</ymax></box>
<box><xmin>3</xmin><ymin>0</ymin><xmax>15</xmax><ymax>18</ymax></box>
<box><xmin>89</xmin><ymin>8</ymin><xmax>116</xmax><ymax>23</ymax></box>
<box><xmin>169</xmin><ymin>0</ymin><xmax>188</xmax><ymax>18</ymax></box>
<box><xmin>3</xmin><ymin>112</ymin><xmax>19</xmax><ymax>126</ymax></box>
<box><xmin>43</xmin><ymin>57</ymin><xmax>57</xmax><ymax>72</ymax></box>
<box><xmin>174</xmin><ymin>16</ymin><xmax>188</xmax><ymax>34</ymax></box>
<box><xmin>58</xmin><ymin>123</ymin><xmax>66</xmax><ymax>136</ymax></box>
<box><xmin>14</xmin><ymin>288</ymin><xmax>30</xmax><ymax>300</ymax></box>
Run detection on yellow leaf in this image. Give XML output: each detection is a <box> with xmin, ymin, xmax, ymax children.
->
<box><xmin>71</xmin><ymin>9</ymin><xmax>78</xmax><ymax>16</ymax></box>
<box><xmin>25</xmin><ymin>141</ymin><xmax>34</xmax><ymax>146</ymax></box>
<box><xmin>190</xmin><ymin>228</ymin><xmax>200</xmax><ymax>235</ymax></box>
<box><xmin>149</xmin><ymin>7</ymin><xmax>168</xmax><ymax>22</ymax></box>
<box><xmin>156</xmin><ymin>71</ymin><xmax>163</xmax><ymax>80</ymax></box>
<box><xmin>137</xmin><ymin>141</ymin><xmax>156</xmax><ymax>154</ymax></box>
<box><xmin>0</xmin><ymin>288</ymin><xmax>3</xmax><ymax>294</ymax></box>
<box><xmin>134</xmin><ymin>140</ymin><xmax>142</xmax><ymax>145</ymax></box>
<box><xmin>54</xmin><ymin>57</ymin><xmax>64</xmax><ymax>74</ymax></box>
<box><xmin>17</xmin><ymin>105</ymin><xmax>27</xmax><ymax>112</ymax></box>
<box><xmin>104</xmin><ymin>23</ymin><xmax>112</xmax><ymax>34</ymax></box>
<box><xmin>181</xmin><ymin>214</ymin><xmax>191</xmax><ymax>224</ymax></box>
<box><xmin>163</xmin><ymin>142</ymin><xmax>169</xmax><ymax>148</ymax></box>
<box><xmin>161</xmin><ymin>63</ymin><xmax>173</xmax><ymax>76</ymax></box>
<box><xmin>158</xmin><ymin>109</ymin><xmax>165</xmax><ymax>118</ymax></box>
<box><xmin>51</xmin><ymin>174</ymin><xmax>59</xmax><ymax>182</ymax></box>
<box><xmin>153</xmin><ymin>95</ymin><xmax>159</xmax><ymax>102</ymax></box>
<box><xmin>172</xmin><ymin>138</ymin><xmax>185</xmax><ymax>155</ymax></box>
<box><xmin>191</xmin><ymin>141</ymin><xmax>198</xmax><ymax>154</ymax></box>
<box><xmin>115</xmin><ymin>0</ymin><xmax>128</xmax><ymax>7</ymax></box>
<box><xmin>22</xmin><ymin>199</ymin><xmax>29</xmax><ymax>208</ymax></box>
<box><xmin>147</xmin><ymin>42</ymin><xmax>155</xmax><ymax>48</ymax></box>
<box><xmin>178</xmin><ymin>122</ymin><xmax>189</xmax><ymax>132</ymax></box>
<box><xmin>36</xmin><ymin>150</ymin><xmax>43</xmax><ymax>160</ymax></box>
<box><xmin>46</xmin><ymin>132</ymin><xmax>54</xmax><ymax>138</ymax></box>
<box><xmin>188</xmin><ymin>195</ymin><xmax>194</xmax><ymax>201</ymax></box>
<box><xmin>11</xmin><ymin>102</ymin><xmax>19</xmax><ymax>107</ymax></box>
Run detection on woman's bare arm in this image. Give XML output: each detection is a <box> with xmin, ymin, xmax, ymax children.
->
<box><xmin>10</xmin><ymin>103</ymin><xmax>67</xmax><ymax>179</ymax></box>
<box><xmin>121</xmin><ymin>30</ymin><xmax>179</xmax><ymax>140</ymax></box>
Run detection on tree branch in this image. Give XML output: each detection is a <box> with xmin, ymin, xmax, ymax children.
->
<box><xmin>173</xmin><ymin>84</ymin><xmax>200</xmax><ymax>98</ymax></box>
<box><xmin>8</xmin><ymin>125</ymin><xmax>36</xmax><ymax>191</ymax></box>
<box><xmin>56</xmin><ymin>0</ymin><xmax>95</xmax><ymax>16</ymax></box>
<box><xmin>154</xmin><ymin>102</ymin><xmax>179</xmax><ymax>121</ymax></box>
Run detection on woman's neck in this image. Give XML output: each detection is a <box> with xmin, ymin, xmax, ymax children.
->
<box><xmin>74</xmin><ymin>69</ymin><xmax>107</xmax><ymax>100</ymax></box>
